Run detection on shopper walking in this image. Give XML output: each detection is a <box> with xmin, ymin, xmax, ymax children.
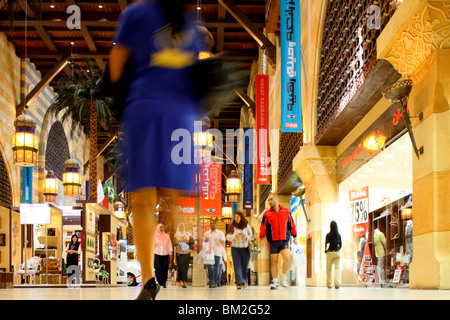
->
<box><xmin>203</xmin><ymin>219</ymin><xmax>225</xmax><ymax>288</ymax></box>
<box><xmin>109</xmin><ymin>0</ymin><xmax>205</xmax><ymax>300</ymax></box>
<box><xmin>260</xmin><ymin>193</ymin><xmax>298</xmax><ymax>289</ymax></box>
<box><xmin>325</xmin><ymin>220</ymin><xmax>342</xmax><ymax>289</ymax></box>
<box><xmin>154</xmin><ymin>223</ymin><xmax>173</xmax><ymax>288</ymax></box>
<box><xmin>226</xmin><ymin>211</ymin><xmax>252</xmax><ymax>289</ymax></box>
<box><xmin>174</xmin><ymin>223</ymin><xmax>192</xmax><ymax>288</ymax></box>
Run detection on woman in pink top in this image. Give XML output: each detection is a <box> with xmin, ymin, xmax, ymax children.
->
<box><xmin>154</xmin><ymin>224</ymin><xmax>173</xmax><ymax>288</ymax></box>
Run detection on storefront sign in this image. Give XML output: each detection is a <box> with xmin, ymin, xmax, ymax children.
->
<box><xmin>20</xmin><ymin>204</ymin><xmax>51</xmax><ymax>224</ymax></box>
<box><xmin>280</xmin><ymin>0</ymin><xmax>302</xmax><ymax>132</ymax></box>
<box><xmin>175</xmin><ymin>196</ymin><xmax>196</xmax><ymax>217</ymax></box>
<box><xmin>350</xmin><ymin>187</ymin><xmax>369</xmax><ymax>236</ymax></box>
<box><xmin>243</xmin><ymin>128</ymin><xmax>253</xmax><ymax>209</ymax></box>
<box><xmin>337</xmin><ymin>103</ymin><xmax>407</xmax><ymax>182</ymax></box>
<box><xmin>255</xmin><ymin>74</ymin><xmax>270</xmax><ymax>184</ymax></box>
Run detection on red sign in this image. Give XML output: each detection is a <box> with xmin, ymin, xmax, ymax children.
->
<box><xmin>255</xmin><ymin>74</ymin><xmax>270</xmax><ymax>184</ymax></box>
<box><xmin>175</xmin><ymin>196</ymin><xmax>196</xmax><ymax>217</ymax></box>
<box><xmin>357</xmin><ymin>241</ymin><xmax>376</xmax><ymax>285</ymax></box>
<box><xmin>175</xmin><ymin>163</ymin><xmax>221</xmax><ymax>217</ymax></box>
<box><xmin>200</xmin><ymin>162</ymin><xmax>221</xmax><ymax>217</ymax></box>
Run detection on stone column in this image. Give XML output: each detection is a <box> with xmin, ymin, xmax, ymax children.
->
<box><xmin>378</xmin><ymin>0</ymin><xmax>450</xmax><ymax>289</ymax></box>
<box><xmin>293</xmin><ymin>145</ymin><xmax>337</xmax><ymax>287</ymax></box>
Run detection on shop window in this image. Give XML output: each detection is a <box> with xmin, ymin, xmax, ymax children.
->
<box><xmin>45</xmin><ymin>121</ymin><xmax>70</xmax><ymax>181</ymax></box>
<box><xmin>368</xmin><ymin>195</ymin><xmax>412</xmax><ymax>285</ymax></box>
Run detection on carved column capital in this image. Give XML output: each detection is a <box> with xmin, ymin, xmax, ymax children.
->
<box><xmin>378</xmin><ymin>1</ymin><xmax>450</xmax><ymax>78</ymax></box>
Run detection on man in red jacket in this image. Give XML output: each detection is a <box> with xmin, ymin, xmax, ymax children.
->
<box><xmin>260</xmin><ymin>193</ymin><xmax>298</xmax><ymax>289</ymax></box>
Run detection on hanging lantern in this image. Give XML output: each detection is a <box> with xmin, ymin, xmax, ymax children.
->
<box><xmin>193</xmin><ymin>117</ymin><xmax>213</xmax><ymax>161</ymax></box>
<box><xmin>62</xmin><ymin>159</ymin><xmax>81</xmax><ymax>197</ymax></box>
<box><xmin>113</xmin><ymin>199</ymin><xmax>126</xmax><ymax>219</ymax></box>
<box><xmin>222</xmin><ymin>203</ymin><xmax>232</xmax><ymax>220</ymax></box>
<box><xmin>12</xmin><ymin>114</ymin><xmax>38</xmax><ymax>166</ymax></box>
<box><xmin>197</xmin><ymin>26</ymin><xmax>214</xmax><ymax>60</ymax></box>
<box><xmin>43</xmin><ymin>170</ymin><xmax>58</xmax><ymax>202</ymax></box>
<box><xmin>226</xmin><ymin>170</ymin><xmax>242</xmax><ymax>202</ymax></box>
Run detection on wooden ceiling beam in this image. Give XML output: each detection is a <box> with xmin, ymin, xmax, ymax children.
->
<box><xmin>217</xmin><ymin>0</ymin><xmax>276</xmax><ymax>66</ymax></box>
<box><xmin>35</xmin><ymin>25</ymin><xmax>58</xmax><ymax>52</ymax></box>
<box><xmin>16</xmin><ymin>57</ymin><xmax>71</xmax><ymax>117</ymax></box>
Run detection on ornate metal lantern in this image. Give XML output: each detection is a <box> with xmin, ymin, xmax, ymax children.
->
<box><xmin>12</xmin><ymin>114</ymin><xmax>38</xmax><ymax>166</ymax></box>
<box><xmin>62</xmin><ymin>159</ymin><xmax>81</xmax><ymax>197</ymax></box>
<box><xmin>226</xmin><ymin>170</ymin><xmax>242</xmax><ymax>203</ymax></box>
<box><xmin>43</xmin><ymin>170</ymin><xmax>58</xmax><ymax>202</ymax></box>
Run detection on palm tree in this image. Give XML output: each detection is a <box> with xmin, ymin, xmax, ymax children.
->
<box><xmin>49</xmin><ymin>59</ymin><xmax>114</xmax><ymax>202</ymax></box>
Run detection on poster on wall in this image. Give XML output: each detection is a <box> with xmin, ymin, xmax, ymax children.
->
<box><xmin>280</xmin><ymin>0</ymin><xmax>302</xmax><ymax>132</ymax></box>
<box><xmin>255</xmin><ymin>74</ymin><xmax>270</xmax><ymax>184</ymax></box>
<box><xmin>350</xmin><ymin>186</ymin><xmax>369</xmax><ymax>236</ymax></box>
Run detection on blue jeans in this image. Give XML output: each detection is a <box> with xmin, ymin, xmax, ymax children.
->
<box><xmin>231</xmin><ymin>247</ymin><xmax>250</xmax><ymax>286</ymax></box>
<box><xmin>207</xmin><ymin>256</ymin><xmax>221</xmax><ymax>286</ymax></box>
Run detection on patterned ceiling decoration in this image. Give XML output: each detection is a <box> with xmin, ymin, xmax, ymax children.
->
<box><xmin>45</xmin><ymin>121</ymin><xmax>70</xmax><ymax>180</ymax></box>
<box><xmin>316</xmin><ymin>0</ymin><xmax>398</xmax><ymax>144</ymax></box>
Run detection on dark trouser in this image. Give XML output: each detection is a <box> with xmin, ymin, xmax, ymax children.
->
<box><xmin>231</xmin><ymin>247</ymin><xmax>250</xmax><ymax>286</ymax></box>
<box><xmin>154</xmin><ymin>254</ymin><xmax>169</xmax><ymax>286</ymax></box>
<box><xmin>207</xmin><ymin>256</ymin><xmax>221</xmax><ymax>286</ymax></box>
<box><xmin>176</xmin><ymin>253</ymin><xmax>190</xmax><ymax>283</ymax></box>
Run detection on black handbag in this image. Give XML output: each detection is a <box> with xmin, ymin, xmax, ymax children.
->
<box><xmin>188</xmin><ymin>237</ymin><xmax>195</xmax><ymax>250</ymax></box>
<box><xmin>191</xmin><ymin>52</ymin><xmax>247</xmax><ymax>116</ymax></box>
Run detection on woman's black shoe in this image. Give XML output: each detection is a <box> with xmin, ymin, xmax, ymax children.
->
<box><xmin>135</xmin><ymin>277</ymin><xmax>160</xmax><ymax>300</ymax></box>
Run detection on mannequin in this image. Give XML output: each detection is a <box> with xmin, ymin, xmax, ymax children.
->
<box><xmin>373</xmin><ymin>228</ymin><xmax>386</xmax><ymax>284</ymax></box>
<box><xmin>405</xmin><ymin>220</ymin><xmax>413</xmax><ymax>264</ymax></box>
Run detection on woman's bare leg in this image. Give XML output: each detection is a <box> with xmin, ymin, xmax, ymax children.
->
<box><xmin>132</xmin><ymin>187</ymin><xmax>158</xmax><ymax>287</ymax></box>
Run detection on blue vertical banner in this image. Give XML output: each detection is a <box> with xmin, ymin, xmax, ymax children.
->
<box><xmin>22</xmin><ymin>167</ymin><xmax>32</xmax><ymax>204</ymax></box>
<box><xmin>243</xmin><ymin>128</ymin><xmax>253</xmax><ymax>210</ymax></box>
<box><xmin>281</xmin><ymin>0</ymin><xmax>302</xmax><ymax>132</ymax></box>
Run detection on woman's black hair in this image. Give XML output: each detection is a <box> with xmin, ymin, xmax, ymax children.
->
<box><xmin>329</xmin><ymin>220</ymin><xmax>339</xmax><ymax>236</ymax></box>
<box><xmin>71</xmin><ymin>234</ymin><xmax>79</xmax><ymax>242</ymax></box>
<box><xmin>158</xmin><ymin>0</ymin><xmax>185</xmax><ymax>35</ymax></box>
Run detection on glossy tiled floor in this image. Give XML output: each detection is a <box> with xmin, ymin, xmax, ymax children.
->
<box><xmin>1</xmin><ymin>284</ymin><xmax>449</xmax><ymax>300</ymax></box>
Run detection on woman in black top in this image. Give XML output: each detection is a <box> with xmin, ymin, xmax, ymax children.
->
<box><xmin>66</xmin><ymin>234</ymin><xmax>80</xmax><ymax>278</ymax></box>
<box><xmin>325</xmin><ymin>221</ymin><xmax>341</xmax><ymax>289</ymax></box>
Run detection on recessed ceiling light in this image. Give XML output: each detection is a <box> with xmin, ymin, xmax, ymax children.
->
<box><xmin>99</xmin><ymin>5</ymin><xmax>103</xmax><ymax>9</ymax></box>
<box><xmin>50</xmin><ymin>4</ymin><xmax>55</xmax><ymax>8</ymax></box>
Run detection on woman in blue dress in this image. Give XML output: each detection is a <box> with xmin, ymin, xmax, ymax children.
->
<box><xmin>109</xmin><ymin>0</ymin><xmax>204</xmax><ymax>300</ymax></box>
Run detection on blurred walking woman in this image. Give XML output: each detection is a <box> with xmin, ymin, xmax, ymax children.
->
<box><xmin>109</xmin><ymin>0</ymin><xmax>204</xmax><ymax>299</ymax></box>
<box><xmin>226</xmin><ymin>211</ymin><xmax>253</xmax><ymax>289</ymax></box>
<box><xmin>325</xmin><ymin>221</ymin><xmax>342</xmax><ymax>289</ymax></box>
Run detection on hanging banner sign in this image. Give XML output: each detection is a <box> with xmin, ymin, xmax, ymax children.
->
<box><xmin>22</xmin><ymin>167</ymin><xmax>32</xmax><ymax>204</ymax></box>
<box><xmin>200</xmin><ymin>162</ymin><xmax>222</xmax><ymax>217</ymax></box>
<box><xmin>255</xmin><ymin>74</ymin><xmax>270</xmax><ymax>184</ymax></box>
<box><xmin>280</xmin><ymin>0</ymin><xmax>302</xmax><ymax>132</ymax></box>
<box><xmin>243</xmin><ymin>128</ymin><xmax>253</xmax><ymax>209</ymax></box>
<box><xmin>357</xmin><ymin>241</ymin><xmax>377</xmax><ymax>285</ymax></box>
